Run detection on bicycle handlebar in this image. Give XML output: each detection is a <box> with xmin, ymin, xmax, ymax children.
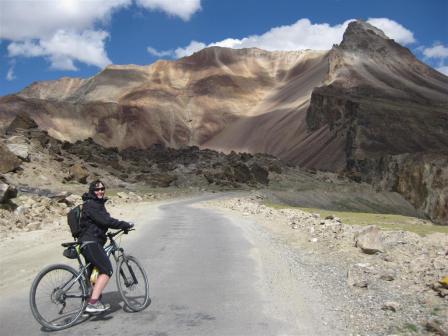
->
<box><xmin>107</xmin><ymin>228</ymin><xmax>135</xmax><ymax>239</ymax></box>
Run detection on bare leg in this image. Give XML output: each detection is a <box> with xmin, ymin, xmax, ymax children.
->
<box><xmin>90</xmin><ymin>274</ymin><xmax>110</xmax><ymax>301</ymax></box>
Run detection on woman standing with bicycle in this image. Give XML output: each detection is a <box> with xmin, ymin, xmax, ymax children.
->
<box><xmin>79</xmin><ymin>180</ymin><xmax>133</xmax><ymax>313</ymax></box>
<box><xmin>29</xmin><ymin>180</ymin><xmax>149</xmax><ymax>330</ymax></box>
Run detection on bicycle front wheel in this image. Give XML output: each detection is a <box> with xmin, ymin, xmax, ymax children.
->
<box><xmin>29</xmin><ymin>264</ymin><xmax>88</xmax><ymax>331</ymax></box>
<box><xmin>116</xmin><ymin>255</ymin><xmax>150</xmax><ymax>312</ymax></box>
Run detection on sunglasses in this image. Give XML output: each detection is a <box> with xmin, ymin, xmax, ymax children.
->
<box><xmin>94</xmin><ymin>187</ymin><xmax>105</xmax><ymax>192</ymax></box>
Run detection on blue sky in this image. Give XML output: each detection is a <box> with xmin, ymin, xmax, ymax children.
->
<box><xmin>1</xmin><ymin>0</ymin><xmax>447</xmax><ymax>96</ymax></box>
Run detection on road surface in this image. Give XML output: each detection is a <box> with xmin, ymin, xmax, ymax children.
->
<box><xmin>0</xmin><ymin>194</ymin><xmax>345</xmax><ymax>335</ymax></box>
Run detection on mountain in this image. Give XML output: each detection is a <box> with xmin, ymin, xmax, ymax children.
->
<box><xmin>205</xmin><ymin>21</ymin><xmax>448</xmax><ymax>171</ymax></box>
<box><xmin>1</xmin><ymin>21</ymin><xmax>446</xmax><ymax>168</ymax></box>
<box><xmin>0</xmin><ymin>47</ymin><xmax>326</xmax><ymax>151</ymax></box>
<box><xmin>1</xmin><ymin>20</ymin><xmax>447</xmax><ymax>223</ymax></box>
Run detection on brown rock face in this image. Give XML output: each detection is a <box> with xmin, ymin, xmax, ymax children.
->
<box><xmin>5</xmin><ymin>111</ymin><xmax>38</xmax><ymax>134</ymax></box>
<box><xmin>361</xmin><ymin>153</ymin><xmax>448</xmax><ymax>225</ymax></box>
<box><xmin>1</xmin><ymin>48</ymin><xmax>324</xmax><ymax>151</ymax></box>
<box><xmin>303</xmin><ymin>21</ymin><xmax>448</xmax><ymax>170</ymax></box>
<box><xmin>0</xmin><ymin>142</ymin><xmax>22</xmax><ymax>173</ymax></box>
<box><xmin>298</xmin><ymin>21</ymin><xmax>448</xmax><ymax>224</ymax></box>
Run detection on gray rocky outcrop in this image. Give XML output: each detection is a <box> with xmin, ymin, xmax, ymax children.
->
<box><xmin>5</xmin><ymin>135</ymin><xmax>31</xmax><ymax>161</ymax></box>
<box><xmin>354</xmin><ymin>225</ymin><xmax>384</xmax><ymax>254</ymax></box>
<box><xmin>65</xmin><ymin>140</ymin><xmax>280</xmax><ymax>188</ymax></box>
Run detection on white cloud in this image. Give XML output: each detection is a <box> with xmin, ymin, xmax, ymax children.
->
<box><xmin>136</xmin><ymin>0</ymin><xmax>201</xmax><ymax>21</ymax></box>
<box><xmin>8</xmin><ymin>30</ymin><xmax>111</xmax><ymax>70</ymax></box>
<box><xmin>423</xmin><ymin>44</ymin><xmax>448</xmax><ymax>59</ymax></box>
<box><xmin>1</xmin><ymin>0</ymin><xmax>129</xmax><ymax>71</ymax></box>
<box><xmin>0</xmin><ymin>0</ymin><xmax>131</xmax><ymax>41</ymax></box>
<box><xmin>436</xmin><ymin>66</ymin><xmax>448</xmax><ymax>76</ymax></box>
<box><xmin>175</xmin><ymin>41</ymin><xmax>207</xmax><ymax>58</ymax></box>
<box><xmin>2</xmin><ymin>0</ymin><xmax>202</xmax><ymax>71</ymax></box>
<box><xmin>7</xmin><ymin>40</ymin><xmax>46</xmax><ymax>58</ymax></box>
<box><xmin>366</xmin><ymin>18</ymin><xmax>415</xmax><ymax>45</ymax></box>
<box><xmin>147</xmin><ymin>46</ymin><xmax>174</xmax><ymax>57</ymax></box>
<box><xmin>421</xmin><ymin>44</ymin><xmax>448</xmax><ymax>76</ymax></box>
<box><xmin>173</xmin><ymin>19</ymin><xmax>352</xmax><ymax>58</ymax></box>
<box><xmin>6</xmin><ymin>66</ymin><xmax>16</xmax><ymax>81</ymax></box>
<box><xmin>172</xmin><ymin>18</ymin><xmax>416</xmax><ymax>58</ymax></box>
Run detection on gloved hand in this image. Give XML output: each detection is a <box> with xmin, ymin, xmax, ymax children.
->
<box><xmin>123</xmin><ymin>221</ymin><xmax>134</xmax><ymax>233</ymax></box>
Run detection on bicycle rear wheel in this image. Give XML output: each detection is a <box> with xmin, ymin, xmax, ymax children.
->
<box><xmin>116</xmin><ymin>255</ymin><xmax>150</xmax><ymax>312</ymax></box>
<box><xmin>29</xmin><ymin>264</ymin><xmax>88</xmax><ymax>330</ymax></box>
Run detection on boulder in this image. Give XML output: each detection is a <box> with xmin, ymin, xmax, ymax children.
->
<box><xmin>431</xmin><ymin>280</ymin><xmax>448</xmax><ymax>298</ymax></box>
<box><xmin>379</xmin><ymin>270</ymin><xmax>396</xmax><ymax>281</ymax></box>
<box><xmin>0</xmin><ymin>143</ymin><xmax>22</xmax><ymax>173</ymax></box>
<box><xmin>48</xmin><ymin>191</ymin><xmax>71</xmax><ymax>203</ymax></box>
<box><xmin>49</xmin><ymin>192</ymin><xmax>79</xmax><ymax>206</ymax></box>
<box><xmin>381</xmin><ymin>301</ymin><xmax>399</xmax><ymax>312</ymax></box>
<box><xmin>66</xmin><ymin>163</ymin><xmax>89</xmax><ymax>184</ymax></box>
<box><xmin>0</xmin><ymin>181</ymin><xmax>18</xmax><ymax>203</ymax></box>
<box><xmin>5</xmin><ymin>111</ymin><xmax>38</xmax><ymax>134</ymax></box>
<box><xmin>347</xmin><ymin>263</ymin><xmax>371</xmax><ymax>288</ymax></box>
<box><xmin>354</xmin><ymin>225</ymin><xmax>384</xmax><ymax>254</ymax></box>
<box><xmin>5</xmin><ymin>135</ymin><xmax>31</xmax><ymax>161</ymax></box>
<box><xmin>26</xmin><ymin>221</ymin><xmax>42</xmax><ymax>231</ymax></box>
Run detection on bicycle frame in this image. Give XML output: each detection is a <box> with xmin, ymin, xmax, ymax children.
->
<box><xmin>61</xmin><ymin>229</ymin><xmax>131</xmax><ymax>297</ymax></box>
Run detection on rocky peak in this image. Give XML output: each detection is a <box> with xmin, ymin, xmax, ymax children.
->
<box><xmin>337</xmin><ymin>20</ymin><xmax>412</xmax><ymax>57</ymax></box>
<box><xmin>179</xmin><ymin>46</ymin><xmax>302</xmax><ymax>69</ymax></box>
<box><xmin>179</xmin><ymin>46</ymin><xmax>260</xmax><ymax>69</ymax></box>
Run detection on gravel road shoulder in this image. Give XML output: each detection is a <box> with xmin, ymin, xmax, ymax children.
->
<box><xmin>199</xmin><ymin>194</ymin><xmax>448</xmax><ymax>336</ymax></box>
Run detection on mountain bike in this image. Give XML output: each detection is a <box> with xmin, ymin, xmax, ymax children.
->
<box><xmin>29</xmin><ymin>228</ymin><xmax>150</xmax><ymax>331</ymax></box>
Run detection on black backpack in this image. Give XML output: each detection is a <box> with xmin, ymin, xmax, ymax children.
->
<box><xmin>67</xmin><ymin>204</ymin><xmax>84</xmax><ymax>239</ymax></box>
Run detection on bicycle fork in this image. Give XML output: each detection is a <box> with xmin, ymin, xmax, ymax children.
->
<box><xmin>120</xmin><ymin>258</ymin><xmax>139</xmax><ymax>288</ymax></box>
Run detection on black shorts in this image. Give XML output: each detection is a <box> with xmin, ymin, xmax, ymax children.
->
<box><xmin>81</xmin><ymin>242</ymin><xmax>113</xmax><ymax>277</ymax></box>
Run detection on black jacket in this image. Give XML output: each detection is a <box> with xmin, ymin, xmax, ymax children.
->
<box><xmin>79</xmin><ymin>191</ymin><xmax>131</xmax><ymax>245</ymax></box>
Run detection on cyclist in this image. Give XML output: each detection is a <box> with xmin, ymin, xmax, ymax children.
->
<box><xmin>79</xmin><ymin>180</ymin><xmax>133</xmax><ymax>313</ymax></box>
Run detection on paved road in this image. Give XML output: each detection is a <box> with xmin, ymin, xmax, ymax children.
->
<box><xmin>1</xmin><ymin>195</ymin><xmax>339</xmax><ymax>335</ymax></box>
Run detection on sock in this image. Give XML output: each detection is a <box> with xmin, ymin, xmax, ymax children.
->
<box><xmin>89</xmin><ymin>298</ymin><xmax>98</xmax><ymax>304</ymax></box>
